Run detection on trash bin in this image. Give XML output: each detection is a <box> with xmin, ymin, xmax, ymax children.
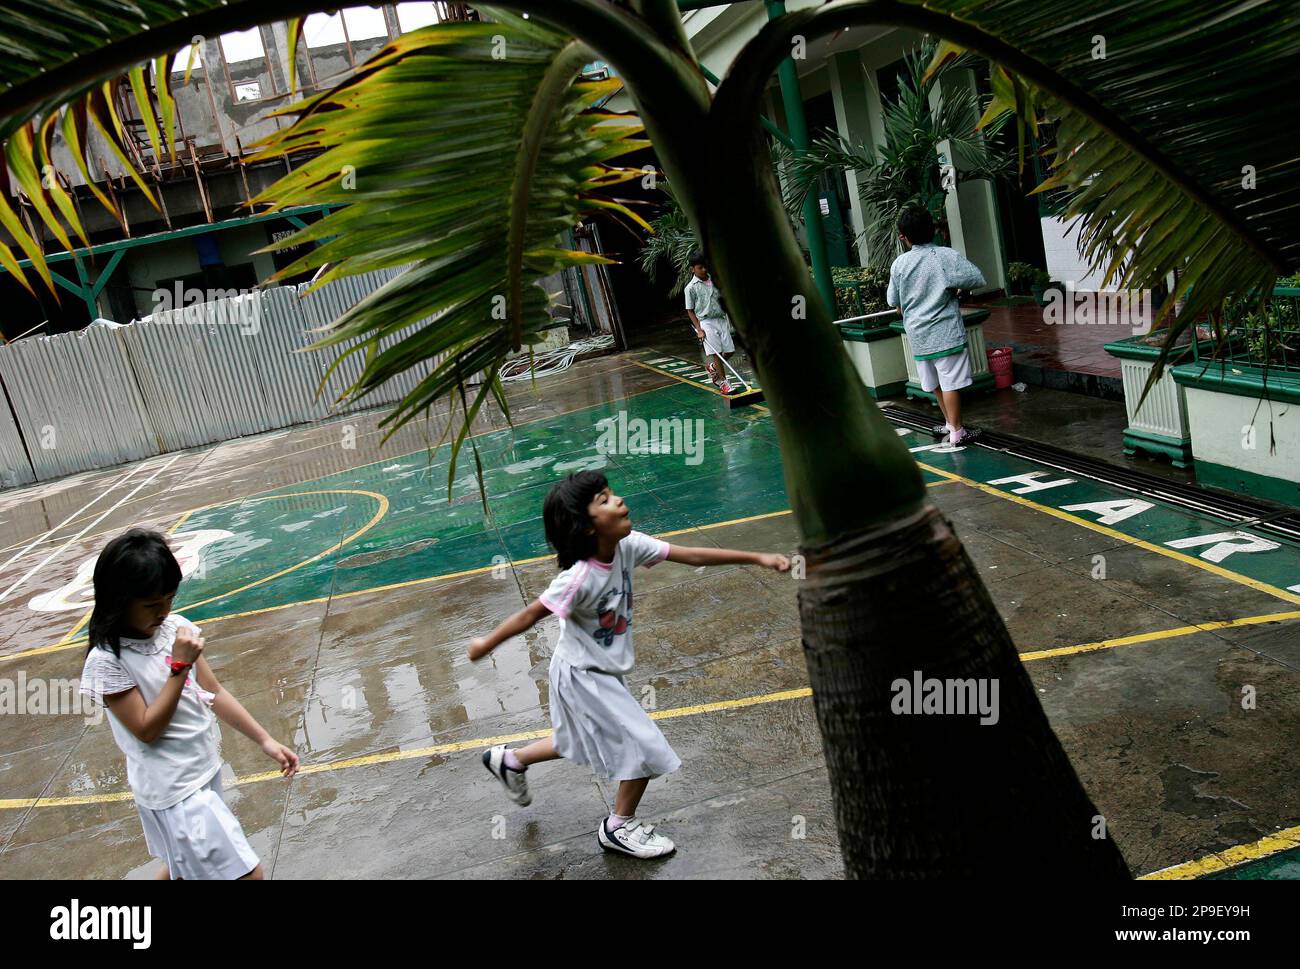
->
<box><xmin>987</xmin><ymin>346</ymin><xmax>1014</xmax><ymax>389</ymax></box>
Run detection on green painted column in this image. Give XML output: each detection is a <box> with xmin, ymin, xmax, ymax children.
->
<box><xmin>764</xmin><ymin>0</ymin><xmax>835</xmax><ymax>315</ymax></box>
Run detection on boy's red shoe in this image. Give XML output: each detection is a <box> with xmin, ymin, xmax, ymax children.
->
<box><xmin>719</xmin><ymin>381</ymin><xmax>734</xmax><ymax>395</ymax></box>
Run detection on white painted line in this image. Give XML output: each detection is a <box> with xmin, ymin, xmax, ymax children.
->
<box><xmin>0</xmin><ymin>455</ymin><xmax>182</xmax><ymax>604</ymax></box>
<box><xmin>0</xmin><ymin>462</ymin><xmax>148</xmax><ymax>581</ymax></box>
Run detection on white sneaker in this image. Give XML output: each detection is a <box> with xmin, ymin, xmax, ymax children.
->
<box><xmin>597</xmin><ymin>817</ymin><xmax>676</xmax><ymax>859</ymax></box>
<box><xmin>482</xmin><ymin>745</ymin><xmax>531</xmax><ymax>806</ymax></box>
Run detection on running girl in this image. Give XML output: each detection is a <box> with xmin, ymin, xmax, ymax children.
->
<box><xmin>79</xmin><ymin>528</ymin><xmax>299</xmax><ymax>880</ymax></box>
<box><xmin>469</xmin><ymin>471</ymin><xmax>790</xmax><ymax>859</ymax></box>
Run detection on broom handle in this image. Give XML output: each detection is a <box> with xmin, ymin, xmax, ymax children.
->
<box><xmin>700</xmin><ymin>333</ymin><xmax>750</xmax><ymax>388</ymax></box>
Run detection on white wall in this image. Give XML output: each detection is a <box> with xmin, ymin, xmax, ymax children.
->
<box><xmin>1041</xmin><ymin>215</ymin><xmax>1110</xmax><ymax>290</ymax></box>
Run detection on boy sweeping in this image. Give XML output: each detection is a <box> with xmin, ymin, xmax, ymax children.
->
<box><xmin>887</xmin><ymin>207</ymin><xmax>986</xmax><ymax>445</ymax></box>
<box><xmin>684</xmin><ymin>251</ymin><xmax>737</xmax><ymax>394</ymax></box>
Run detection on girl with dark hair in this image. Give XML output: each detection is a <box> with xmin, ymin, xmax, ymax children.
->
<box><xmin>469</xmin><ymin>471</ymin><xmax>789</xmax><ymax>859</ymax></box>
<box><xmin>78</xmin><ymin>528</ymin><xmax>299</xmax><ymax>880</ymax></box>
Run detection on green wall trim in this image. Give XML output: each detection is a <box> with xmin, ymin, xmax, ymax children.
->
<box><xmin>837</xmin><ymin>323</ymin><xmax>899</xmax><ymax>343</ymax></box>
<box><xmin>1104</xmin><ymin>334</ymin><xmax>1207</xmax><ymax>363</ymax></box>
<box><xmin>1172</xmin><ymin>362</ymin><xmax>1300</xmax><ymax>405</ymax></box>
<box><xmin>1122</xmin><ymin>428</ymin><xmax>1192</xmax><ymax>468</ymax></box>
<box><xmin>864</xmin><ymin>379</ymin><xmax>907</xmax><ymax>399</ymax></box>
<box><xmin>1193</xmin><ymin>459</ymin><xmax>1300</xmax><ymax>509</ymax></box>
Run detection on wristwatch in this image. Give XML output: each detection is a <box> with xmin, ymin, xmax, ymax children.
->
<box><xmin>169</xmin><ymin>659</ymin><xmax>192</xmax><ymax>677</ymax></box>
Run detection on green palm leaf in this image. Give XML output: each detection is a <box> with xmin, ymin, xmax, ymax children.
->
<box><xmin>779</xmin><ymin>39</ymin><xmax>1010</xmax><ymax>268</ymax></box>
<box><xmin>246</xmin><ymin>11</ymin><xmax>647</xmax><ymax>492</ymax></box>
<box><xmin>912</xmin><ymin>0</ymin><xmax>1300</xmax><ymax>392</ymax></box>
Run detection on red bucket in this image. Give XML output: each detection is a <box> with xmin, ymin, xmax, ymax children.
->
<box><xmin>987</xmin><ymin>346</ymin><xmax>1014</xmax><ymax>389</ymax></box>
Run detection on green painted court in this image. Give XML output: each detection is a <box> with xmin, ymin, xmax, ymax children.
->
<box><xmin>3</xmin><ymin>351</ymin><xmax>1299</xmax><ymax>880</ymax></box>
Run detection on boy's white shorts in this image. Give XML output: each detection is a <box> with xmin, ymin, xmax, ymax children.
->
<box><xmin>917</xmin><ymin>347</ymin><xmax>973</xmax><ymax>393</ymax></box>
<box><xmin>699</xmin><ymin>317</ymin><xmax>734</xmax><ymax>355</ymax></box>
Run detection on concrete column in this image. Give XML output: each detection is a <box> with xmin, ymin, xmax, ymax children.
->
<box><xmin>828</xmin><ymin>50</ymin><xmax>877</xmax><ymax>267</ymax></box>
<box><xmin>928</xmin><ymin>69</ymin><xmax>1005</xmax><ymax>292</ymax></box>
<box><xmin>263</xmin><ymin>24</ymin><xmax>291</xmax><ymax>95</ymax></box>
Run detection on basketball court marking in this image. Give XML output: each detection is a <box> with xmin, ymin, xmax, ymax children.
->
<box><xmin>913</xmin><ymin>460</ymin><xmax>1300</xmax><ymax>606</ymax></box>
<box><xmin>1142</xmin><ymin>826</ymin><xmax>1300</xmax><ymax>880</ymax></box>
<box><xmin>0</xmin><ymin>455</ymin><xmax>182</xmax><ymax>605</ymax></box>
<box><xmin>0</xmin><ymin>361</ymin><xmax>657</xmax><ymax>561</ymax></box>
<box><xmin>0</xmin><ymin>462</ymin><xmax>150</xmax><ymax>576</ymax></box>
<box><xmin>6</xmin><ymin>604</ymin><xmax>1292</xmax><ymax>813</ymax></box>
<box><xmin>628</xmin><ymin>355</ymin><xmax>770</xmax><ymax>414</ymax></box>
<box><xmin>48</xmin><ymin>490</ymin><xmax>390</xmax><ymax>649</ymax></box>
<box><xmin>4</xmin><ymin>369</ymin><xmax>1298</xmax><ymax>878</ymax></box>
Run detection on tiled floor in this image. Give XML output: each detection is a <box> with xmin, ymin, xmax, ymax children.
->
<box><xmin>974</xmin><ymin>301</ymin><xmax>1123</xmax><ymax>379</ymax></box>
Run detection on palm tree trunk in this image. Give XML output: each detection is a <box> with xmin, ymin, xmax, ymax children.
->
<box><xmin>800</xmin><ymin>504</ymin><xmax>1130</xmax><ymax>877</ymax></box>
<box><xmin>631</xmin><ymin>64</ymin><xmax>1130</xmax><ymax>878</ymax></box>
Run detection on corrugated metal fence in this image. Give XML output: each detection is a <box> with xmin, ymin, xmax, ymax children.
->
<box><xmin>0</xmin><ymin>267</ymin><xmax>447</xmax><ymax>487</ymax></box>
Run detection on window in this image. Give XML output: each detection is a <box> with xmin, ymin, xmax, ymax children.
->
<box><xmin>397</xmin><ymin>3</ymin><xmax>440</xmax><ymax>32</ymax></box>
<box><xmin>304</xmin><ymin>12</ymin><xmax>347</xmax><ymax>48</ymax></box>
<box><xmin>344</xmin><ymin>7</ymin><xmax>389</xmax><ymax>41</ymax></box>
<box><xmin>170</xmin><ymin>45</ymin><xmax>202</xmax><ymax>75</ymax></box>
<box><xmin>234</xmin><ymin>81</ymin><xmax>262</xmax><ymax>103</ymax></box>
<box><xmin>219</xmin><ymin>28</ymin><xmax>266</xmax><ymax>64</ymax></box>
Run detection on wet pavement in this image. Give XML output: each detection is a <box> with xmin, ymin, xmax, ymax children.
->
<box><xmin>1</xmin><ymin>349</ymin><xmax>1298</xmax><ymax>879</ymax></box>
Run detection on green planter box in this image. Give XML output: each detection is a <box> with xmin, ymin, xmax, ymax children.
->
<box><xmin>836</xmin><ymin>313</ymin><xmax>907</xmax><ymax>399</ymax></box>
<box><xmin>889</xmin><ymin>307</ymin><xmax>994</xmax><ymax>402</ymax></box>
<box><xmin>1170</xmin><ymin>362</ymin><xmax>1300</xmax><ymax>506</ymax></box>
<box><xmin>1104</xmin><ymin>334</ymin><xmax>1207</xmax><ymax>468</ymax></box>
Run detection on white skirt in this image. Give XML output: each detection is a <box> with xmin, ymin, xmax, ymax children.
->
<box><xmin>137</xmin><ymin>770</ymin><xmax>260</xmax><ymax>880</ymax></box>
<box><xmin>549</xmin><ymin>654</ymin><xmax>681</xmax><ymax>782</ymax></box>
<box><xmin>699</xmin><ymin>317</ymin><xmax>735</xmax><ymax>355</ymax></box>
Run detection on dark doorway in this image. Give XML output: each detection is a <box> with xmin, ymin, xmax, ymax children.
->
<box><xmin>973</xmin><ymin>61</ymin><xmax>1048</xmax><ymax>273</ymax></box>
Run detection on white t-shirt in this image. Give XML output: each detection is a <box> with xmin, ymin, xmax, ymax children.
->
<box><xmin>684</xmin><ymin>275</ymin><xmax>727</xmax><ymax>323</ymax></box>
<box><xmin>539</xmin><ymin>530</ymin><xmax>670</xmax><ymax>675</ymax></box>
<box><xmin>79</xmin><ymin>614</ymin><xmax>222</xmax><ymax>810</ymax></box>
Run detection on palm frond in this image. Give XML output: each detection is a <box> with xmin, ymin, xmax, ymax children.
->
<box><xmin>778</xmin><ymin>37</ymin><xmax>1009</xmax><ymax>268</ymax></box>
<box><xmin>914</xmin><ymin>0</ymin><xmax>1300</xmax><ymax>388</ymax></box>
<box><xmin>247</xmin><ymin>10</ymin><xmax>647</xmax><ymax>490</ymax></box>
<box><xmin>638</xmin><ymin>183</ymin><xmax>700</xmax><ymax>297</ymax></box>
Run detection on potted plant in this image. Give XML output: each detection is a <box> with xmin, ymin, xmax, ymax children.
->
<box><xmin>1006</xmin><ymin>262</ymin><xmax>1036</xmax><ymax>296</ymax></box>
<box><xmin>1031</xmin><ymin>268</ymin><xmax>1052</xmax><ymax>304</ymax></box>
<box><xmin>833</xmin><ymin>266</ymin><xmax>906</xmax><ymax>397</ymax></box>
<box><xmin>1169</xmin><ymin>283</ymin><xmax>1300</xmax><ymax>502</ymax></box>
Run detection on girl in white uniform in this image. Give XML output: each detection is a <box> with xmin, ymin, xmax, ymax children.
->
<box><xmin>79</xmin><ymin>529</ymin><xmax>299</xmax><ymax>880</ymax></box>
<box><xmin>470</xmin><ymin>471</ymin><xmax>789</xmax><ymax>859</ymax></box>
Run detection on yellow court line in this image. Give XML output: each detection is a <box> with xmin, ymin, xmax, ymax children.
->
<box><xmin>0</xmin><ymin>686</ymin><xmax>816</xmax><ymax>810</ymax></box>
<box><xmin>1018</xmin><ymin>610</ymin><xmax>1300</xmax><ymax>662</ymax></box>
<box><xmin>629</xmin><ymin>358</ymin><xmax>728</xmax><ymax>398</ymax></box>
<box><xmin>628</xmin><ymin>356</ymin><xmax>771</xmax><ymax>414</ymax></box>
<box><xmin>11</xmin><ymin>612</ymin><xmax>1300</xmax><ymax>811</ymax></box>
<box><xmin>1142</xmin><ymin>825</ymin><xmax>1300</xmax><ymax>880</ymax></box>
<box><xmin>9</xmin><ymin>491</ymin><xmax>388</xmax><ymax>662</ymax></box>
<box><xmin>173</xmin><ymin>490</ymin><xmax>388</xmax><ymax>612</ymax></box>
<box><xmin>915</xmin><ymin>461</ymin><xmax>1300</xmax><ymax>606</ymax></box>
<box><xmin>8</xmin><ymin>666</ymin><xmax>1296</xmax><ymax>880</ymax></box>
